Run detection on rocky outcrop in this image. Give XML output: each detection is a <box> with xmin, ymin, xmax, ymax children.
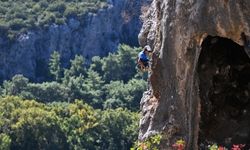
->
<box><xmin>0</xmin><ymin>0</ymin><xmax>151</xmax><ymax>81</ymax></box>
<box><xmin>139</xmin><ymin>0</ymin><xmax>250</xmax><ymax>149</ymax></box>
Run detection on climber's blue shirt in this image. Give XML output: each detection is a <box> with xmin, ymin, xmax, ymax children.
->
<box><xmin>138</xmin><ymin>51</ymin><xmax>149</xmax><ymax>61</ymax></box>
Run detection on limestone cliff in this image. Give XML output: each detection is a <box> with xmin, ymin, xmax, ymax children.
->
<box><xmin>0</xmin><ymin>0</ymin><xmax>151</xmax><ymax>81</ymax></box>
<box><xmin>139</xmin><ymin>0</ymin><xmax>250</xmax><ymax>149</ymax></box>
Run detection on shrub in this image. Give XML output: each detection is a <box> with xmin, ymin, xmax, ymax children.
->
<box><xmin>47</xmin><ymin>2</ymin><xmax>66</xmax><ymax>13</ymax></box>
<box><xmin>64</xmin><ymin>5</ymin><xmax>79</xmax><ymax>18</ymax></box>
<box><xmin>9</xmin><ymin>19</ymin><xmax>26</xmax><ymax>30</ymax></box>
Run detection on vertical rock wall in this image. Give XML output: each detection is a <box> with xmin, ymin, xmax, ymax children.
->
<box><xmin>138</xmin><ymin>0</ymin><xmax>250</xmax><ymax>149</ymax></box>
<box><xmin>0</xmin><ymin>0</ymin><xmax>151</xmax><ymax>81</ymax></box>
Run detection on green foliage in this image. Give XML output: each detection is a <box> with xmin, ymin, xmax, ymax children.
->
<box><xmin>0</xmin><ymin>133</ymin><xmax>11</xmax><ymax>150</ymax></box>
<box><xmin>0</xmin><ymin>0</ymin><xmax>107</xmax><ymax>38</ymax></box>
<box><xmin>89</xmin><ymin>56</ymin><xmax>103</xmax><ymax>75</ymax></box>
<box><xmin>0</xmin><ymin>96</ymin><xmax>69</xmax><ymax>149</ymax></box>
<box><xmin>95</xmin><ymin>108</ymin><xmax>140</xmax><ymax>150</ymax></box>
<box><xmin>101</xmin><ymin>44</ymin><xmax>141</xmax><ymax>83</ymax></box>
<box><xmin>24</xmin><ymin>82</ymin><xmax>70</xmax><ymax>102</ymax></box>
<box><xmin>2</xmin><ymin>74</ymin><xmax>29</xmax><ymax>96</ymax></box>
<box><xmin>64</xmin><ymin>5</ymin><xmax>79</xmax><ymax>18</ymax></box>
<box><xmin>2</xmin><ymin>75</ymin><xmax>69</xmax><ymax>102</ymax></box>
<box><xmin>125</xmin><ymin>79</ymin><xmax>147</xmax><ymax>110</ymax></box>
<box><xmin>63</xmin><ymin>55</ymin><xmax>85</xmax><ymax>84</ymax></box>
<box><xmin>10</xmin><ymin>108</ymin><xmax>68</xmax><ymax>149</ymax></box>
<box><xmin>9</xmin><ymin>19</ymin><xmax>26</xmax><ymax>31</ymax></box>
<box><xmin>64</xmin><ymin>75</ymin><xmax>85</xmax><ymax>101</ymax></box>
<box><xmin>104</xmin><ymin>80</ymin><xmax>127</xmax><ymax>109</ymax></box>
<box><xmin>82</xmin><ymin>69</ymin><xmax>104</xmax><ymax>107</ymax></box>
<box><xmin>0</xmin><ymin>44</ymin><xmax>148</xmax><ymax>149</ymax></box>
<box><xmin>131</xmin><ymin>134</ymin><xmax>162</xmax><ymax>150</ymax></box>
<box><xmin>104</xmin><ymin>79</ymin><xmax>147</xmax><ymax>110</ymax></box>
<box><xmin>208</xmin><ymin>144</ymin><xmax>218</xmax><ymax>150</ymax></box>
<box><xmin>0</xmin><ymin>96</ymin><xmax>139</xmax><ymax>150</ymax></box>
<box><xmin>49</xmin><ymin>51</ymin><xmax>62</xmax><ymax>81</ymax></box>
<box><xmin>49</xmin><ymin>100</ymin><xmax>99</xmax><ymax>149</ymax></box>
<box><xmin>172</xmin><ymin>139</ymin><xmax>185</xmax><ymax>150</ymax></box>
<box><xmin>89</xmin><ymin>44</ymin><xmax>143</xmax><ymax>83</ymax></box>
<box><xmin>47</xmin><ymin>2</ymin><xmax>66</xmax><ymax>13</ymax></box>
<box><xmin>1</xmin><ymin>45</ymin><xmax>146</xmax><ymax>111</ymax></box>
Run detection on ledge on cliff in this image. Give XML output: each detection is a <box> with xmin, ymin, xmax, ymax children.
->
<box><xmin>198</xmin><ymin>36</ymin><xmax>250</xmax><ymax>148</ymax></box>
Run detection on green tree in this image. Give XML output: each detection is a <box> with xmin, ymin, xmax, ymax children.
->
<box><xmin>103</xmin><ymin>78</ymin><xmax>146</xmax><ymax>110</ymax></box>
<box><xmin>10</xmin><ymin>107</ymin><xmax>69</xmax><ymax>150</ymax></box>
<box><xmin>89</xmin><ymin>56</ymin><xmax>104</xmax><ymax>76</ymax></box>
<box><xmin>0</xmin><ymin>96</ymin><xmax>69</xmax><ymax>150</ymax></box>
<box><xmin>96</xmin><ymin>108</ymin><xmax>139</xmax><ymax>150</ymax></box>
<box><xmin>49</xmin><ymin>51</ymin><xmax>62</xmax><ymax>82</ymax></box>
<box><xmin>2</xmin><ymin>74</ymin><xmax>29</xmax><ymax>96</ymax></box>
<box><xmin>103</xmin><ymin>81</ymin><xmax>127</xmax><ymax>109</ymax></box>
<box><xmin>125</xmin><ymin>79</ymin><xmax>147</xmax><ymax>111</ymax></box>
<box><xmin>115</xmin><ymin>45</ymin><xmax>140</xmax><ymax>82</ymax></box>
<box><xmin>64</xmin><ymin>75</ymin><xmax>85</xmax><ymax>101</ymax></box>
<box><xmin>82</xmin><ymin>69</ymin><xmax>104</xmax><ymax>108</ymax></box>
<box><xmin>0</xmin><ymin>0</ymin><xmax>107</xmax><ymax>37</ymax></box>
<box><xmin>0</xmin><ymin>96</ymin><xmax>141</xmax><ymax>150</ymax></box>
<box><xmin>0</xmin><ymin>133</ymin><xmax>11</xmax><ymax>150</ymax></box>
<box><xmin>63</xmin><ymin>55</ymin><xmax>85</xmax><ymax>84</ymax></box>
<box><xmin>68</xmin><ymin>55</ymin><xmax>85</xmax><ymax>76</ymax></box>
<box><xmin>24</xmin><ymin>82</ymin><xmax>69</xmax><ymax>102</ymax></box>
<box><xmin>49</xmin><ymin>100</ymin><xmax>99</xmax><ymax>150</ymax></box>
<box><xmin>101</xmin><ymin>44</ymin><xmax>141</xmax><ymax>83</ymax></box>
<box><xmin>102</xmin><ymin>54</ymin><xmax>120</xmax><ymax>82</ymax></box>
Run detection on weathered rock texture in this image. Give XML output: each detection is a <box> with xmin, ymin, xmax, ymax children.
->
<box><xmin>139</xmin><ymin>0</ymin><xmax>250</xmax><ymax>149</ymax></box>
<box><xmin>0</xmin><ymin>0</ymin><xmax>151</xmax><ymax>81</ymax></box>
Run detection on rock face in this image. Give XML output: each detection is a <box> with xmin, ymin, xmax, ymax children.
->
<box><xmin>0</xmin><ymin>0</ymin><xmax>151</xmax><ymax>81</ymax></box>
<box><xmin>138</xmin><ymin>0</ymin><xmax>250</xmax><ymax>149</ymax></box>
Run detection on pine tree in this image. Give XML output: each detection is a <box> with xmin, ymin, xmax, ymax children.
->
<box><xmin>68</xmin><ymin>55</ymin><xmax>85</xmax><ymax>76</ymax></box>
<box><xmin>49</xmin><ymin>51</ymin><xmax>62</xmax><ymax>82</ymax></box>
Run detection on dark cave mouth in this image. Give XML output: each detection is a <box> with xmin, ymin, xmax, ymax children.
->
<box><xmin>197</xmin><ymin>36</ymin><xmax>250</xmax><ymax>148</ymax></box>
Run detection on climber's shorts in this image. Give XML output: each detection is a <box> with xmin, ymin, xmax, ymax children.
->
<box><xmin>139</xmin><ymin>59</ymin><xmax>149</xmax><ymax>67</ymax></box>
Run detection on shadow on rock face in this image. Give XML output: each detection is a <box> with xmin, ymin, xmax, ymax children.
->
<box><xmin>198</xmin><ymin>36</ymin><xmax>250</xmax><ymax>148</ymax></box>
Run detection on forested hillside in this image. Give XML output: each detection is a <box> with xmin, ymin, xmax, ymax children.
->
<box><xmin>0</xmin><ymin>0</ymin><xmax>106</xmax><ymax>38</ymax></box>
<box><xmin>0</xmin><ymin>44</ymin><xmax>147</xmax><ymax>149</ymax></box>
<box><xmin>0</xmin><ymin>0</ymin><xmax>148</xmax><ymax>81</ymax></box>
<box><xmin>0</xmin><ymin>0</ymin><xmax>149</xmax><ymax>149</ymax></box>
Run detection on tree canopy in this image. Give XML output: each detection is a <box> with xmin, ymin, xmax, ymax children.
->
<box><xmin>0</xmin><ymin>96</ymin><xmax>139</xmax><ymax>150</ymax></box>
<box><xmin>0</xmin><ymin>0</ymin><xmax>107</xmax><ymax>38</ymax></box>
<box><xmin>0</xmin><ymin>44</ymin><xmax>147</xmax><ymax>150</ymax></box>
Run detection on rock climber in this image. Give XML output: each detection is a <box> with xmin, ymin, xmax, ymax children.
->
<box><xmin>137</xmin><ymin>45</ymin><xmax>152</xmax><ymax>71</ymax></box>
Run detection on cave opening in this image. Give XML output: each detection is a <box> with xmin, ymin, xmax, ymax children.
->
<box><xmin>197</xmin><ymin>36</ymin><xmax>250</xmax><ymax>148</ymax></box>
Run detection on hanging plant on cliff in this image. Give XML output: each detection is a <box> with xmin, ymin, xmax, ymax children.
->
<box><xmin>172</xmin><ymin>139</ymin><xmax>185</xmax><ymax>150</ymax></box>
